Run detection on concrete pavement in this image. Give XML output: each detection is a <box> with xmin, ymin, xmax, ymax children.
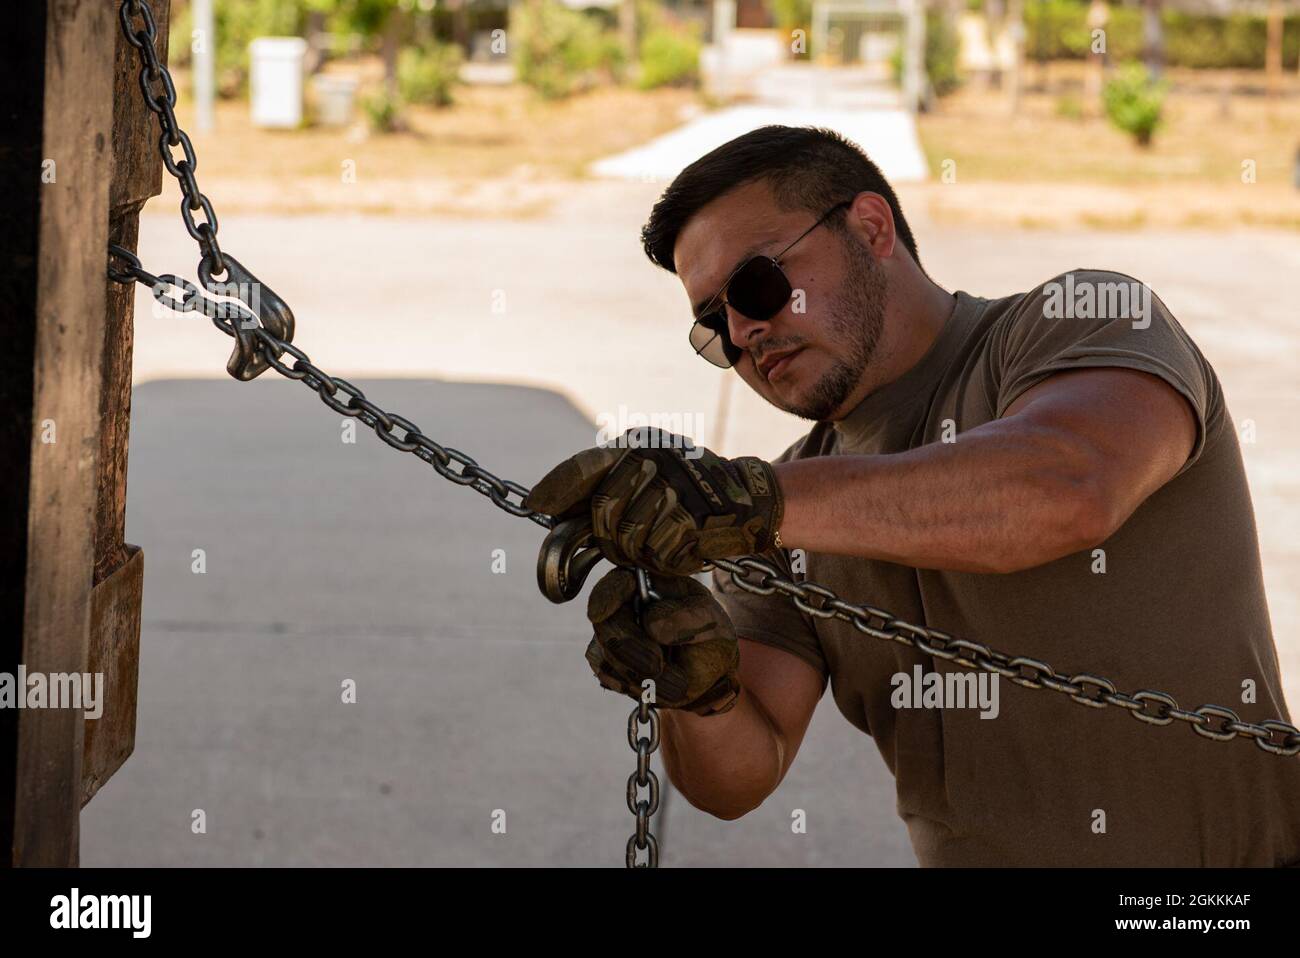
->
<box><xmin>79</xmin><ymin>378</ymin><xmax>912</xmax><ymax>866</ymax></box>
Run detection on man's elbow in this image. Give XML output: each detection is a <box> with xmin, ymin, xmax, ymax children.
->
<box><xmin>1063</xmin><ymin>474</ymin><xmax>1122</xmax><ymax>552</ymax></box>
<box><xmin>992</xmin><ymin>472</ymin><xmax>1117</xmax><ymax>574</ymax></box>
<box><xmin>668</xmin><ymin>773</ymin><xmax>767</xmax><ymax>820</ymax></box>
<box><xmin>689</xmin><ymin>794</ymin><xmax>762</xmax><ymax>821</ymax></box>
<box><xmin>668</xmin><ymin>770</ymin><xmax>774</xmax><ymax>821</ymax></box>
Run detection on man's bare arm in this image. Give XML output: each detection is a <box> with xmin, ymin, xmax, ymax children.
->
<box><xmin>659</xmin><ymin>638</ymin><xmax>824</xmax><ymax>820</ymax></box>
<box><xmin>771</xmin><ymin>368</ymin><xmax>1198</xmax><ymax>574</ymax></box>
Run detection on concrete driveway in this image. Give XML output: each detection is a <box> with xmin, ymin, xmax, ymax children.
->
<box><xmin>79</xmin><ymin>377</ymin><xmax>910</xmax><ymax>867</ymax></box>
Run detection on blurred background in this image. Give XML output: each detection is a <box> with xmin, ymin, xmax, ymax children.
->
<box><xmin>82</xmin><ymin>0</ymin><xmax>1300</xmax><ymax>866</ymax></box>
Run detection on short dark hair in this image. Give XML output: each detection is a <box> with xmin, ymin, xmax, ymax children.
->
<box><xmin>640</xmin><ymin>125</ymin><xmax>920</xmax><ymax>274</ymax></box>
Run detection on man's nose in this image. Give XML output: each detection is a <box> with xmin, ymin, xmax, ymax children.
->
<box><xmin>725</xmin><ymin>303</ymin><xmax>771</xmax><ymax>354</ymax></box>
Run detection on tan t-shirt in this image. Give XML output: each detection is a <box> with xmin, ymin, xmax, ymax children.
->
<box><xmin>712</xmin><ymin>269</ymin><xmax>1300</xmax><ymax>867</ymax></box>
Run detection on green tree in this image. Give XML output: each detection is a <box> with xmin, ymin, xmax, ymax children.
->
<box><xmin>511</xmin><ymin>0</ymin><xmax>623</xmax><ymax>99</ymax></box>
<box><xmin>307</xmin><ymin>0</ymin><xmax>410</xmax><ymax>95</ymax></box>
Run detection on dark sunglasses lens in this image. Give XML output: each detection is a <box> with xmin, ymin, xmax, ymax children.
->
<box><xmin>727</xmin><ymin>257</ymin><xmax>791</xmax><ymax>320</ymax></box>
<box><xmin>690</xmin><ymin>313</ymin><xmax>735</xmax><ymax>368</ymax></box>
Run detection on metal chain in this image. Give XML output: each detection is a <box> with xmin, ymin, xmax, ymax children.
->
<box><xmin>625</xmin><ymin>570</ymin><xmax>661</xmax><ymax>867</ymax></box>
<box><xmin>109</xmin><ymin>241</ymin><xmax>554</xmax><ymax>531</ymax></box>
<box><xmin>107</xmin><ymin>6</ymin><xmax>1300</xmax><ymax>872</ymax></box>
<box><xmin>117</xmin><ymin>0</ymin><xmax>226</xmax><ymax>277</ymax></box>
<box><xmin>710</xmin><ymin>555</ymin><xmax>1300</xmax><ymax>757</ymax></box>
<box><xmin>626</xmin><ymin>700</ymin><xmax>660</xmax><ymax>867</ymax></box>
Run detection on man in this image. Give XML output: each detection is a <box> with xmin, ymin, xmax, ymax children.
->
<box><xmin>525</xmin><ymin>125</ymin><xmax>1300</xmax><ymax>866</ymax></box>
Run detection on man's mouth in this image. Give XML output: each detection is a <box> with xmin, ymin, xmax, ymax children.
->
<box><xmin>761</xmin><ymin>347</ymin><xmax>804</xmax><ymax>381</ymax></box>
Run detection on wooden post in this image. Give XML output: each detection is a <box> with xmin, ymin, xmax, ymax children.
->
<box><xmin>0</xmin><ymin>0</ymin><xmax>116</xmax><ymax>868</ymax></box>
<box><xmin>83</xmin><ymin>0</ymin><xmax>173</xmax><ymax>811</ymax></box>
<box><xmin>0</xmin><ymin>0</ymin><xmax>165</xmax><ymax>866</ymax></box>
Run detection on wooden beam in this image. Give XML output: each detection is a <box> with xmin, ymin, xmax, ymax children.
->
<box><xmin>0</xmin><ymin>0</ymin><xmax>116</xmax><ymax>866</ymax></box>
<box><xmin>82</xmin><ymin>546</ymin><xmax>143</xmax><ymax>807</ymax></box>
<box><xmin>80</xmin><ymin>0</ymin><xmax>173</xmax><ymax>811</ymax></box>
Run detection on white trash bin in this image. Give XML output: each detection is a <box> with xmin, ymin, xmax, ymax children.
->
<box><xmin>250</xmin><ymin>37</ymin><xmax>307</xmax><ymax>128</ymax></box>
<box><xmin>310</xmin><ymin>74</ymin><xmax>360</xmax><ymax>127</ymax></box>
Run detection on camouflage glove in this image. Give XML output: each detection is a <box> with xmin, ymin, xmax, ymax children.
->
<box><xmin>585</xmin><ymin>568</ymin><xmax>740</xmax><ymax>716</ymax></box>
<box><xmin>524</xmin><ymin>427</ymin><xmax>784</xmax><ymax>577</ymax></box>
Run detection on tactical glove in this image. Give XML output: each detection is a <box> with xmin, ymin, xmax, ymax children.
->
<box><xmin>525</xmin><ymin>427</ymin><xmax>784</xmax><ymax>577</ymax></box>
<box><xmin>584</xmin><ymin>567</ymin><xmax>740</xmax><ymax>716</ymax></box>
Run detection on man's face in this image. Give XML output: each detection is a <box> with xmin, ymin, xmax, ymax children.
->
<box><xmin>673</xmin><ymin>179</ymin><xmax>887</xmax><ymax>422</ymax></box>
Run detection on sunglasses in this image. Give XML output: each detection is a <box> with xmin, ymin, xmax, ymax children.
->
<box><xmin>689</xmin><ymin>199</ymin><xmax>853</xmax><ymax>369</ymax></box>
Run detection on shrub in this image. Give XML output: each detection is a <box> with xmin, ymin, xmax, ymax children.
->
<box><xmin>925</xmin><ymin>10</ymin><xmax>962</xmax><ymax>97</ymax></box>
<box><xmin>1055</xmin><ymin>92</ymin><xmax>1083</xmax><ymax>119</ymax></box>
<box><xmin>362</xmin><ymin>87</ymin><xmax>404</xmax><ymax>133</ymax></box>
<box><xmin>891</xmin><ymin>11</ymin><xmax>962</xmax><ymax>99</ymax></box>
<box><xmin>398</xmin><ymin>41</ymin><xmax>463</xmax><ymax>107</ymax></box>
<box><xmin>637</xmin><ymin>25</ymin><xmax>701</xmax><ymax>89</ymax></box>
<box><xmin>1026</xmin><ymin>1</ymin><xmax>1300</xmax><ymax>69</ymax></box>
<box><xmin>511</xmin><ymin>0</ymin><xmax>624</xmax><ymax>99</ymax></box>
<box><xmin>1024</xmin><ymin>0</ymin><xmax>1124</xmax><ymax>61</ymax></box>
<box><xmin>1102</xmin><ymin>62</ymin><xmax>1167</xmax><ymax>147</ymax></box>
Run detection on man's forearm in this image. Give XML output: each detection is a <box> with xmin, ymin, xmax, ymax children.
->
<box><xmin>659</xmin><ymin>686</ymin><xmax>786</xmax><ymax>820</ymax></box>
<box><xmin>771</xmin><ymin>420</ymin><xmax>1112</xmax><ymax>574</ymax></box>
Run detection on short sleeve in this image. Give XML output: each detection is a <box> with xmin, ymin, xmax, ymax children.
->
<box><xmin>710</xmin><ymin>549</ymin><xmax>829</xmax><ymax>680</ymax></box>
<box><xmin>992</xmin><ymin>270</ymin><xmax>1220</xmax><ymax>475</ymax></box>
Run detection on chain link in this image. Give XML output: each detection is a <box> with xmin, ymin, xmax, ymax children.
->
<box><xmin>626</xmin><ymin>699</ymin><xmax>661</xmax><ymax>868</ymax></box>
<box><xmin>107</xmin><ymin>0</ymin><xmax>1300</xmax><ymax>861</ymax></box>
<box><xmin>107</xmin><ymin>251</ymin><xmax>553</xmax><ymax>530</ymax></box>
<box><xmin>623</xmin><ymin>570</ymin><xmax>662</xmax><ymax>867</ymax></box>
<box><xmin>709</xmin><ymin>555</ymin><xmax>1300</xmax><ymax>757</ymax></box>
<box><xmin>119</xmin><ymin>0</ymin><xmax>225</xmax><ymax>274</ymax></box>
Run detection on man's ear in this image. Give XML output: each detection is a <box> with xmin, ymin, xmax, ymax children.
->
<box><xmin>845</xmin><ymin>193</ymin><xmax>896</xmax><ymax>260</ymax></box>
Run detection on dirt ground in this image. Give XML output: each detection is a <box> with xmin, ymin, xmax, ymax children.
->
<box><xmin>166</xmin><ymin>62</ymin><xmax>1300</xmax><ymax>228</ymax></box>
<box><xmin>172</xmin><ymin>74</ymin><xmax>698</xmax><ymax>216</ymax></box>
<box><xmin>914</xmin><ymin>64</ymin><xmax>1300</xmax><ymax>229</ymax></box>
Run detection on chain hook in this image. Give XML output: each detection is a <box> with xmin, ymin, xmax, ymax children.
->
<box><xmin>536</xmin><ymin>516</ymin><xmax>605</xmax><ymax>603</ymax></box>
<box><xmin>197</xmin><ymin>251</ymin><xmax>296</xmax><ymax>381</ymax></box>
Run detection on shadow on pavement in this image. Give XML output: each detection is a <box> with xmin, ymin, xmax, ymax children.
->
<box><xmin>79</xmin><ymin>377</ymin><xmax>914</xmax><ymax>867</ymax></box>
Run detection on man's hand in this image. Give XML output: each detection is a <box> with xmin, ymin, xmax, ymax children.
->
<box><xmin>524</xmin><ymin>427</ymin><xmax>784</xmax><ymax>576</ymax></box>
<box><xmin>584</xmin><ymin>567</ymin><xmax>740</xmax><ymax>716</ymax></box>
